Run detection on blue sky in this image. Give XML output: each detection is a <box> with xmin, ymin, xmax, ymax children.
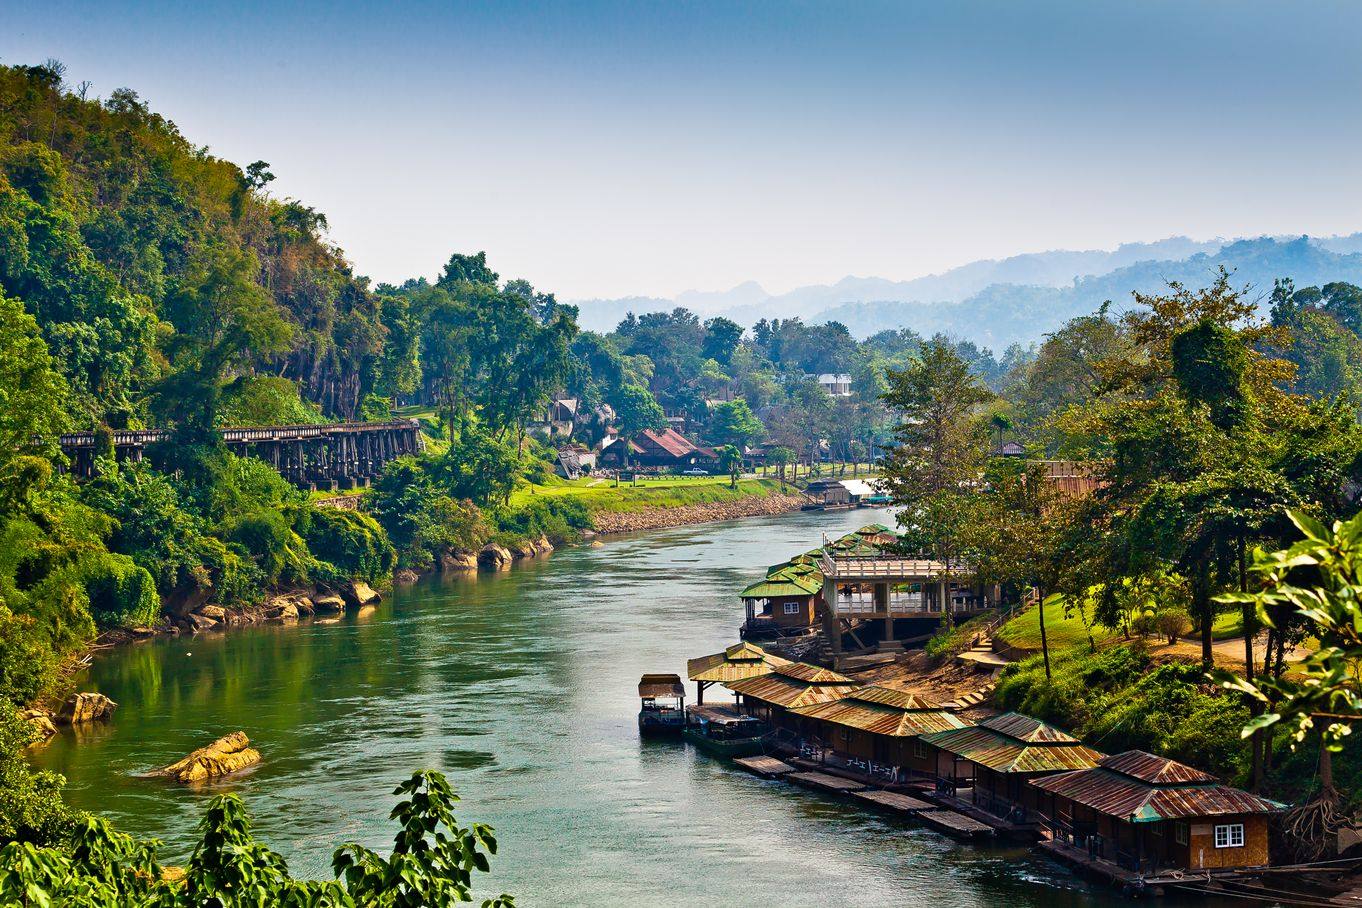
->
<box><xmin>5</xmin><ymin>1</ymin><xmax>1362</xmax><ymax>298</ymax></box>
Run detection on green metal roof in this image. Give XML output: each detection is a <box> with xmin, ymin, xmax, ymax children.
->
<box><xmin>740</xmin><ymin>573</ymin><xmax>822</xmax><ymax>598</ymax></box>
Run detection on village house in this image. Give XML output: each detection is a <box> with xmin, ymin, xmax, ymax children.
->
<box><xmin>919</xmin><ymin>712</ymin><xmax>1105</xmax><ymax>820</ymax></box>
<box><xmin>1028</xmin><ymin>750</ymin><xmax>1284</xmax><ymax>875</ymax></box>
<box><xmin>686</xmin><ymin>641</ymin><xmax>791</xmax><ymax>704</ymax></box>
<box><xmin>725</xmin><ymin>662</ymin><xmax>858</xmax><ymax>732</ymax></box>
<box><xmin>597</xmin><ymin>427</ymin><xmax>716</xmax><ymax>470</ymax></box>
<box><xmin>803</xmin><ymin>478</ymin><xmax>882</xmax><ymax>509</ymax></box>
<box><xmin>553</xmin><ymin>445</ymin><xmax>596</xmax><ymax>479</ymax></box>
<box><xmin>528</xmin><ymin>398</ymin><xmax>579</xmax><ymax>438</ymax></box>
<box><xmin>739</xmin><ymin>559</ymin><xmax>823</xmax><ymax>637</ymax></box>
<box><xmin>789</xmin><ymin>687</ymin><xmax>970</xmax><ymax>780</ymax></box>
<box><xmin>816</xmin><ymin>373</ymin><xmax>853</xmax><ymax>396</ymax></box>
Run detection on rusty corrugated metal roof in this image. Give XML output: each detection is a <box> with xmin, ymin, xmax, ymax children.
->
<box><xmin>1099</xmin><ymin>750</ymin><xmax>1216</xmax><ymax>785</ymax></box>
<box><xmin>772</xmin><ymin>662</ymin><xmax>856</xmax><ymax>684</ymax></box>
<box><xmin>790</xmin><ymin>696</ymin><xmax>970</xmax><ymax>737</ymax></box>
<box><xmin>638</xmin><ymin>674</ymin><xmax>684</xmax><ymax>698</ymax></box>
<box><xmin>847</xmin><ymin>686</ymin><xmax>943</xmax><ymax>711</ymax></box>
<box><xmin>726</xmin><ymin>673</ymin><xmax>859</xmax><ymax>709</ymax></box>
<box><xmin>687</xmin><ymin>642</ymin><xmax>791</xmax><ymax>683</ymax></box>
<box><xmin>920</xmin><ymin>724</ymin><xmax>1103</xmax><ymax>774</ymax></box>
<box><xmin>1031</xmin><ymin>754</ymin><xmax>1286</xmax><ymax>823</ymax></box>
<box><xmin>980</xmin><ymin>712</ymin><xmax>1082</xmax><ymax>744</ymax></box>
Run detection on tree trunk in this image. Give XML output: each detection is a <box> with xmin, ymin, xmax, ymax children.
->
<box><xmin>1193</xmin><ymin>558</ymin><xmax>1213</xmax><ymax>670</ymax></box>
<box><xmin>1038</xmin><ymin>586</ymin><xmax>1051</xmax><ymax>681</ymax></box>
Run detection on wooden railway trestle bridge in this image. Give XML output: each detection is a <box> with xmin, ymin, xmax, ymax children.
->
<box><xmin>58</xmin><ymin>420</ymin><xmax>423</xmax><ymax>490</ymax></box>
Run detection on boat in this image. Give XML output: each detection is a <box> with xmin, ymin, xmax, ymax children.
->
<box><xmin>638</xmin><ymin>674</ymin><xmax>687</xmax><ymax>735</ymax></box>
<box><xmin>682</xmin><ymin>704</ymin><xmax>770</xmax><ymax>758</ymax></box>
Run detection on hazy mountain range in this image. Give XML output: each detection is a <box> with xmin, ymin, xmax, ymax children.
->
<box><xmin>570</xmin><ymin>234</ymin><xmax>1362</xmax><ymax>349</ymax></box>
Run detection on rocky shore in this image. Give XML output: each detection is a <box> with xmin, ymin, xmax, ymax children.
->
<box><xmin>590</xmin><ymin>492</ymin><xmax>808</xmax><ymax>535</ymax></box>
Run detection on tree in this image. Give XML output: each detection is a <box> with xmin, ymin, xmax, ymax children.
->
<box><xmin>710</xmin><ymin>398</ymin><xmax>763</xmax><ymax>450</ymax></box>
<box><xmin>702</xmin><ymin>316</ymin><xmax>743</xmax><ymax>365</ymax></box>
<box><xmin>0</xmin><ymin>290</ymin><xmax>69</xmax><ymax>502</ymax></box>
<box><xmin>717</xmin><ymin>444</ymin><xmax>743</xmax><ymax>489</ymax></box>
<box><xmin>880</xmin><ymin>340</ymin><xmax>992</xmax><ymax>563</ymax></box>
<box><xmin>153</xmin><ymin>244</ymin><xmax>294</xmax><ymax>442</ymax></box>
<box><xmin>766</xmin><ymin>445</ymin><xmax>796</xmax><ymax>490</ymax></box>
<box><xmin>436</xmin><ymin>251</ymin><xmax>499</xmax><ymax>288</ymax></box>
<box><xmin>609</xmin><ymin>384</ymin><xmax>665</xmax><ymax>468</ymax></box>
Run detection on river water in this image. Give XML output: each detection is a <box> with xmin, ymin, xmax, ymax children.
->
<box><xmin>35</xmin><ymin>508</ymin><xmax>1119</xmax><ymax>906</ymax></box>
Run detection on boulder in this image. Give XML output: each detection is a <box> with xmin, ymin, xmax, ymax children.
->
<box><xmin>533</xmin><ymin>535</ymin><xmax>554</xmax><ymax>554</ymax></box>
<box><xmin>188</xmin><ymin>613</ymin><xmax>218</xmax><ymax>632</ymax></box>
<box><xmin>478</xmin><ymin>543</ymin><xmax>513</xmax><ymax>570</ymax></box>
<box><xmin>394</xmin><ymin>568</ymin><xmax>421</xmax><ymax>584</ymax></box>
<box><xmin>293</xmin><ymin>597</ymin><xmax>315</xmax><ymax>617</ymax></box>
<box><xmin>265</xmin><ymin>601</ymin><xmax>299</xmax><ymax>622</ymax></box>
<box><xmin>19</xmin><ymin>708</ymin><xmax>56</xmax><ymax>745</ymax></box>
<box><xmin>508</xmin><ymin>539</ymin><xmax>537</xmax><ymax>558</ymax></box>
<box><xmin>342</xmin><ymin>580</ymin><xmax>381</xmax><ymax>607</ymax></box>
<box><xmin>197</xmin><ymin>605</ymin><xmax>227</xmax><ymax>621</ymax></box>
<box><xmin>150</xmin><ymin>731</ymin><xmax>260</xmax><ymax>784</ymax></box>
<box><xmin>129</xmin><ymin>625</ymin><xmax>158</xmax><ymax>638</ymax></box>
<box><xmin>313</xmin><ymin>595</ymin><xmax>345</xmax><ymax>613</ymax></box>
<box><xmin>439</xmin><ymin>551</ymin><xmax>478</xmax><ymax>572</ymax></box>
<box><xmin>58</xmin><ymin>692</ymin><xmax>117</xmax><ymax>725</ymax></box>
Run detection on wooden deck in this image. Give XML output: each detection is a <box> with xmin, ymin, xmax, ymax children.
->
<box><xmin>917</xmin><ymin>809</ymin><xmax>995</xmax><ymax>840</ymax></box>
<box><xmin>786</xmin><ymin>771</ymin><xmax>867</xmax><ymax>794</ymax></box>
<box><xmin>853</xmin><ymin>790</ymin><xmax>934</xmax><ymax>814</ymax></box>
<box><xmin>732</xmin><ymin>755</ymin><xmax>795</xmax><ymax>778</ymax></box>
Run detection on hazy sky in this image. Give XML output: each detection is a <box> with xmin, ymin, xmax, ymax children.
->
<box><xmin>5</xmin><ymin>1</ymin><xmax>1362</xmax><ymax>299</ymax></box>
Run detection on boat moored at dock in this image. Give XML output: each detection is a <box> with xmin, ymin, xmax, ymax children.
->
<box><xmin>682</xmin><ymin>704</ymin><xmax>770</xmax><ymax>757</ymax></box>
<box><xmin>638</xmin><ymin>673</ymin><xmax>686</xmax><ymax>735</ymax></box>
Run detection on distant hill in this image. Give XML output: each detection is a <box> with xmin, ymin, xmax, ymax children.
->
<box><xmin>571</xmin><ymin>234</ymin><xmax>1362</xmax><ymax>349</ymax></box>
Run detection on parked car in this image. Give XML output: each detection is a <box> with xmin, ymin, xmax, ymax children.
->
<box><xmin>681</xmin><ymin>468</ymin><xmax>710</xmax><ymax>476</ymax></box>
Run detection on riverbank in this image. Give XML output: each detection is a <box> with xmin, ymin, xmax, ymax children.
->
<box><xmin>589</xmin><ymin>490</ymin><xmax>808</xmax><ymax>534</ymax></box>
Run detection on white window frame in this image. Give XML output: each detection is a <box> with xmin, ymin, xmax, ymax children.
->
<box><xmin>783</xmin><ymin>601</ymin><xmax>801</xmax><ymax>615</ymax></box>
<box><xmin>1214</xmin><ymin>823</ymin><xmax>1245</xmax><ymax>848</ymax></box>
<box><xmin>912</xmin><ymin>739</ymin><xmax>928</xmax><ymax>759</ymax></box>
<box><xmin>1174</xmin><ymin>822</ymin><xmax>1188</xmax><ymax>845</ymax></box>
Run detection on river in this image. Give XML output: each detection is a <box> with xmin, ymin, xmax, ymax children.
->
<box><xmin>35</xmin><ymin>508</ymin><xmax>1119</xmax><ymax>906</ymax></box>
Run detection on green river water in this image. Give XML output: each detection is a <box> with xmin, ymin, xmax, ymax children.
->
<box><xmin>36</xmin><ymin>508</ymin><xmax>1133</xmax><ymax>906</ymax></box>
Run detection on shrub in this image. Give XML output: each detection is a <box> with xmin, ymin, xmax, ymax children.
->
<box><xmin>305</xmin><ymin>507</ymin><xmax>395</xmax><ymax>582</ymax></box>
<box><xmin>495</xmin><ymin>498</ymin><xmax>592</xmax><ymax>545</ymax></box>
<box><xmin>79</xmin><ymin>551</ymin><xmax>159</xmax><ymax>629</ymax></box>
<box><xmin>1155</xmin><ymin>607</ymin><xmax>1191</xmax><ymax>644</ymax></box>
<box><xmin>221</xmin><ymin>509</ymin><xmax>313</xmax><ymax>586</ymax></box>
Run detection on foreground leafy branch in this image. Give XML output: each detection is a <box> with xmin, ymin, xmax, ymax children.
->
<box><xmin>1216</xmin><ymin>509</ymin><xmax>1362</xmax><ymax>754</ymax></box>
<box><xmin>0</xmin><ymin>771</ymin><xmax>514</xmax><ymax>907</ymax></box>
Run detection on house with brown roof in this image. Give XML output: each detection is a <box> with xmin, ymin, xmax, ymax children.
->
<box><xmin>790</xmin><ymin>687</ymin><xmax>971</xmax><ymax>779</ymax></box>
<box><xmin>597</xmin><ymin>427</ymin><xmax>716</xmax><ymax>470</ymax></box>
<box><xmin>919</xmin><ymin>712</ymin><xmax>1105</xmax><ymax>821</ymax></box>
<box><xmin>1028</xmin><ymin>751</ymin><xmax>1284</xmax><ymax>874</ymax></box>
<box><xmin>686</xmin><ymin>642</ymin><xmax>791</xmax><ymax>704</ymax></box>
<box><xmin>725</xmin><ymin>662</ymin><xmax>858</xmax><ymax>731</ymax></box>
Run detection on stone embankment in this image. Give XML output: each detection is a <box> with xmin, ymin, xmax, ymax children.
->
<box><xmin>590</xmin><ymin>492</ymin><xmax>808</xmax><ymax>535</ymax></box>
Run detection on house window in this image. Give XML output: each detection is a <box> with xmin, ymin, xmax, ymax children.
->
<box><xmin>783</xmin><ymin>602</ymin><xmax>801</xmax><ymax>615</ymax></box>
<box><xmin>1214</xmin><ymin>824</ymin><xmax>1245</xmax><ymax>848</ymax></box>
<box><xmin>912</xmin><ymin>740</ymin><xmax>928</xmax><ymax>759</ymax></box>
<box><xmin>1174</xmin><ymin>822</ymin><xmax>1188</xmax><ymax>845</ymax></box>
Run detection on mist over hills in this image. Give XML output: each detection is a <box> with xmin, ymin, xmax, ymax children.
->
<box><xmin>570</xmin><ymin>234</ymin><xmax>1362</xmax><ymax>349</ymax></box>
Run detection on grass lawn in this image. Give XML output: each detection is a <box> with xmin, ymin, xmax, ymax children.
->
<box><xmin>510</xmin><ymin>474</ymin><xmax>791</xmax><ymax>513</ymax></box>
<box><xmin>998</xmin><ymin>601</ymin><xmax>1250</xmax><ymax>653</ymax></box>
<box><xmin>996</xmin><ymin>600</ymin><xmax>1116</xmax><ymax>651</ymax></box>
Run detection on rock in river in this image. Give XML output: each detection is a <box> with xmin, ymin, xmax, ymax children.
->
<box><xmin>478</xmin><ymin>543</ymin><xmax>513</xmax><ymax>570</ymax></box>
<box><xmin>313</xmin><ymin>594</ymin><xmax>346</xmax><ymax>613</ymax></box>
<box><xmin>342</xmin><ymin>580</ymin><xmax>381</xmax><ymax>607</ymax></box>
<box><xmin>58</xmin><ymin>692</ymin><xmax>117</xmax><ymax>725</ymax></box>
<box><xmin>151</xmin><ymin>731</ymin><xmax>261</xmax><ymax>783</ymax></box>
